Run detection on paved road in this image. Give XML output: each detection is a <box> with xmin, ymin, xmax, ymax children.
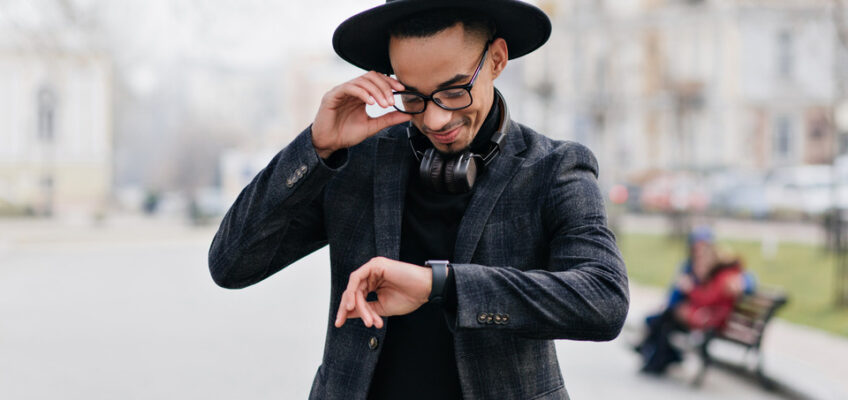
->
<box><xmin>0</xmin><ymin>221</ymin><xmax>805</xmax><ymax>399</ymax></box>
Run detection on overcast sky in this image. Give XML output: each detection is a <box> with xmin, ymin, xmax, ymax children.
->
<box><xmin>0</xmin><ymin>0</ymin><xmax>383</xmax><ymax>67</ymax></box>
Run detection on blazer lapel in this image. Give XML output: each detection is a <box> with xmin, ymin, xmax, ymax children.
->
<box><xmin>373</xmin><ymin>134</ymin><xmax>411</xmax><ymax>260</ymax></box>
<box><xmin>453</xmin><ymin>122</ymin><xmax>526</xmax><ymax>263</ymax></box>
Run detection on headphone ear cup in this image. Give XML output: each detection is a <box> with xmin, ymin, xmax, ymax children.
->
<box><xmin>443</xmin><ymin>156</ymin><xmax>456</xmax><ymax>193</ymax></box>
<box><xmin>419</xmin><ymin>148</ymin><xmax>445</xmax><ymax>192</ymax></box>
<box><xmin>444</xmin><ymin>152</ymin><xmax>476</xmax><ymax>193</ymax></box>
<box><xmin>465</xmin><ymin>155</ymin><xmax>479</xmax><ymax>188</ymax></box>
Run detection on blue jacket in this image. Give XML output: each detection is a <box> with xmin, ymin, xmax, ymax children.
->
<box><xmin>208</xmin><ymin>116</ymin><xmax>630</xmax><ymax>400</ymax></box>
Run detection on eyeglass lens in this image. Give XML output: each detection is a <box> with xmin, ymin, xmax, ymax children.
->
<box><xmin>393</xmin><ymin>88</ymin><xmax>472</xmax><ymax>114</ymax></box>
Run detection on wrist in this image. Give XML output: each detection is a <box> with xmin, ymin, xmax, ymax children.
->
<box><xmin>310</xmin><ymin>125</ymin><xmax>337</xmax><ymax>159</ymax></box>
<box><xmin>313</xmin><ymin>142</ymin><xmax>337</xmax><ymax>160</ymax></box>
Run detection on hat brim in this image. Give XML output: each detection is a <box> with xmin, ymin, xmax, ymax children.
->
<box><xmin>333</xmin><ymin>0</ymin><xmax>551</xmax><ymax>74</ymax></box>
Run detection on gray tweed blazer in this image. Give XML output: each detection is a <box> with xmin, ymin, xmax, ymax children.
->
<box><xmin>209</xmin><ymin>115</ymin><xmax>629</xmax><ymax>400</ymax></box>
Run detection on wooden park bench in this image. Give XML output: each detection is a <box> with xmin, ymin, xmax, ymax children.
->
<box><xmin>690</xmin><ymin>287</ymin><xmax>788</xmax><ymax>387</ymax></box>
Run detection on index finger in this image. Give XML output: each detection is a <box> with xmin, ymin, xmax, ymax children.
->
<box><xmin>335</xmin><ymin>273</ymin><xmax>361</xmax><ymax>327</ymax></box>
<box><xmin>381</xmin><ymin>74</ymin><xmax>405</xmax><ymax>92</ymax></box>
<box><xmin>335</xmin><ymin>289</ymin><xmax>353</xmax><ymax>327</ymax></box>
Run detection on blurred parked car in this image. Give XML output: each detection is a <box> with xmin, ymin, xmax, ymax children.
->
<box><xmin>706</xmin><ymin>169</ymin><xmax>770</xmax><ymax>219</ymax></box>
<box><xmin>639</xmin><ymin>172</ymin><xmax>709</xmax><ymax>214</ymax></box>
<box><xmin>189</xmin><ymin>187</ymin><xmax>226</xmax><ymax>223</ymax></box>
<box><xmin>765</xmin><ymin>165</ymin><xmax>839</xmax><ymax>218</ymax></box>
<box><xmin>606</xmin><ymin>182</ymin><xmax>644</xmax><ymax>213</ymax></box>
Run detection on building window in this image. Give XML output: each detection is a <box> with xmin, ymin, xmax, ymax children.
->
<box><xmin>37</xmin><ymin>86</ymin><xmax>56</xmax><ymax>142</ymax></box>
<box><xmin>774</xmin><ymin>115</ymin><xmax>793</xmax><ymax>162</ymax></box>
<box><xmin>777</xmin><ymin>30</ymin><xmax>793</xmax><ymax>80</ymax></box>
<box><xmin>595</xmin><ymin>56</ymin><xmax>608</xmax><ymax>95</ymax></box>
<box><xmin>841</xmin><ymin>132</ymin><xmax>848</xmax><ymax>155</ymax></box>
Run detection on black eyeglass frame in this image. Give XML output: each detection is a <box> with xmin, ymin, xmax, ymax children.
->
<box><xmin>392</xmin><ymin>41</ymin><xmax>493</xmax><ymax>115</ymax></box>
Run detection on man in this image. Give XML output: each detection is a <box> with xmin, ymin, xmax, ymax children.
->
<box><xmin>209</xmin><ymin>1</ymin><xmax>629</xmax><ymax>399</ymax></box>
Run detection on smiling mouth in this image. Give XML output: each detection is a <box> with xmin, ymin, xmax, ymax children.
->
<box><xmin>428</xmin><ymin>125</ymin><xmax>463</xmax><ymax>145</ymax></box>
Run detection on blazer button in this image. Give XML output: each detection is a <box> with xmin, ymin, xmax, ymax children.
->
<box><xmin>493</xmin><ymin>314</ymin><xmax>503</xmax><ymax>324</ymax></box>
<box><xmin>502</xmin><ymin>314</ymin><xmax>510</xmax><ymax>324</ymax></box>
<box><xmin>285</xmin><ymin>178</ymin><xmax>294</xmax><ymax>188</ymax></box>
<box><xmin>299</xmin><ymin>165</ymin><xmax>308</xmax><ymax>173</ymax></box>
<box><xmin>368</xmin><ymin>336</ymin><xmax>379</xmax><ymax>350</ymax></box>
<box><xmin>477</xmin><ymin>312</ymin><xmax>488</xmax><ymax>324</ymax></box>
<box><xmin>486</xmin><ymin>314</ymin><xmax>494</xmax><ymax>324</ymax></box>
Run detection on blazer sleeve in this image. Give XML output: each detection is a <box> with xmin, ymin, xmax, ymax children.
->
<box><xmin>450</xmin><ymin>143</ymin><xmax>629</xmax><ymax>341</ymax></box>
<box><xmin>208</xmin><ymin>126</ymin><xmax>347</xmax><ymax>289</ymax></box>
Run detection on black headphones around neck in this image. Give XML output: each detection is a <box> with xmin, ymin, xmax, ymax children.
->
<box><xmin>407</xmin><ymin>90</ymin><xmax>509</xmax><ymax>194</ymax></box>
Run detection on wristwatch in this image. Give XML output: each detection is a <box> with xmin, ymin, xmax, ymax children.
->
<box><xmin>425</xmin><ymin>260</ymin><xmax>450</xmax><ymax>304</ymax></box>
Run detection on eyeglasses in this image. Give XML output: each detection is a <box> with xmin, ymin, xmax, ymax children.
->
<box><xmin>392</xmin><ymin>41</ymin><xmax>491</xmax><ymax>115</ymax></box>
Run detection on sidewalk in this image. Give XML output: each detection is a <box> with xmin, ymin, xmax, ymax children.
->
<box><xmin>627</xmin><ymin>283</ymin><xmax>848</xmax><ymax>400</ymax></box>
<box><xmin>0</xmin><ymin>214</ymin><xmax>215</xmax><ymax>255</ymax></box>
<box><xmin>0</xmin><ymin>216</ymin><xmax>844</xmax><ymax>399</ymax></box>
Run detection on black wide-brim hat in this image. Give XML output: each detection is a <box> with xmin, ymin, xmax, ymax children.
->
<box><xmin>333</xmin><ymin>0</ymin><xmax>552</xmax><ymax>74</ymax></box>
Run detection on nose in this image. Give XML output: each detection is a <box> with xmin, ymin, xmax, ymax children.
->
<box><xmin>420</xmin><ymin>103</ymin><xmax>453</xmax><ymax>133</ymax></box>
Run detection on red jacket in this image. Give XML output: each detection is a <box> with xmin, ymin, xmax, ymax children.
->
<box><xmin>682</xmin><ymin>264</ymin><xmax>743</xmax><ymax>330</ymax></box>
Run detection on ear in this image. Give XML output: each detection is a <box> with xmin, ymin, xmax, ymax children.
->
<box><xmin>489</xmin><ymin>37</ymin><xmax>509</xmax><ymax>79</ymax></box>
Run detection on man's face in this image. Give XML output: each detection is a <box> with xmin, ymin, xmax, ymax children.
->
<box><xmin>389</xmin><ymin>24</ymin><xmax>506</xmax><ymax>154</ymax></box>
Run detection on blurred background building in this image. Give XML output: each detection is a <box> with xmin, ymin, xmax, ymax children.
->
<box><xmin>535</xmin><ymin>0</ymin><xmax>841</xmax><ymax>173</ymax></box>
<box><xmin>0</xmin><ymin>0</ymin><xmax>846</xmax><ymax>221</ymax></box>
<box><xmin>0</xmin><ymin>4</ymin><xmax>113</xmax><ymax>218</ymax></box>
<box><xmin>520</xmin><ymin>0</ymin><xmax>848</xmax><ymax>219</ymax></box>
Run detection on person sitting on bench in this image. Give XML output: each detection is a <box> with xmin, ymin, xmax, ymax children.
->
<box><xmin>636</xmin><ymin>230</ymin><xmax>752</xmax><ymax>374</ymax></box>
<box><xmin>665</xmin><ymin>227</ymin><xmax>756</xmax><ymax>312</ymax></box>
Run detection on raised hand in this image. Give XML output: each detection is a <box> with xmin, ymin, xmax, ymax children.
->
<box><xmin>334</xmin><ymin>257</ymin><xmax>433</xmax><ymax>329</ymax></box>
<box><xmin>723</xmin><ymin>274</ymin><xmax>746</xmax><ymax>296</ymax></box>
<box><xmin>312</xmin><ymin>71</ymin><xmax>413</xmax><ymax>159</ymax></box>
<box><xmin>675</xmin><ymin>274</ymin><xmax>695</xmax><ymax>293</ymax></box>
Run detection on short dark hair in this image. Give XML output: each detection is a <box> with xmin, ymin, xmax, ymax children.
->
<box><xmin>389</xmin><ymin>8</ymin><xmax>496</xmax><ymax>43</ymax></box>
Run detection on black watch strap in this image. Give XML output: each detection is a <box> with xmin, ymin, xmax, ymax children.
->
<box><xmin>426</xmin><ymin>260</ymin><xmax>450</xmax><ymax>304</ymax></box>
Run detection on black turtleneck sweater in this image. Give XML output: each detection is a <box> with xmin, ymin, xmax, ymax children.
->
<box><xmin>367</xmin><ymin>96</ymin><xmax>501</xmax><ymax>400</ymax></box>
